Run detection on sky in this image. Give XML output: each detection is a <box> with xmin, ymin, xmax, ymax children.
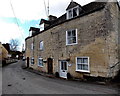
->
<box><xmin>0</xmin><ymin>0</ymin><xmax>100</xmax><ymax>51</ymax></box>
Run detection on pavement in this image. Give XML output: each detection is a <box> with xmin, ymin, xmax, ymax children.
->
<box><xmin>2</xmin><ymin>60</ymin><xmax>120</xmax><ymax>95</ymax></box>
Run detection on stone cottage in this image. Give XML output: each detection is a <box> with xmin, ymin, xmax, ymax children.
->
<box><xmin>25</xmin><ymin>0</ymin><xmax>120</xmax><ymax>80</ymax></box>
<box><xmin>0</xmin><ymin>42</ymin><xmax>8</xmax><ymax>65</ymax></box>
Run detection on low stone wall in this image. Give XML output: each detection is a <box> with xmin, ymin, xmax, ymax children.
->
<box><xmin>2</xmin><ymin>59</ymin><xmax>18</xmax><ymax>67</ymax></box>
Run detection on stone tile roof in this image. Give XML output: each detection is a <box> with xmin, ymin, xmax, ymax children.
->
<box><xmin>44</xmin><ymin>2</ymin><xmax>106</xmax><ymax>30</ymax></box>
<box><xmin>26</xmin><ymin>1</ymin><xmax>106</xmax><ymax>40</ymax></box>
<box><xmin>66</xmin><ymin>1</ymin><xmax>82</xmax><ymax>10</ymax></box>
<box><xmin>29</xmin><ymin>27</ymin><xmax>40</xmax><ymax>32</ymax></box>
<box><xmin>40</xmin><ymin>19</ymin><xmax>50</xmax><ymax>25</ymax></box>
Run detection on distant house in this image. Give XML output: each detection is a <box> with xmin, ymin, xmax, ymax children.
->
<box><xmin>25</xmin><ymin>0</ymin><xmax>120</xmax><ymax>80</ymax></box>
<box><xmin>3</xmin><ymin>43</ymin><xmax>23</xmax><ymax>59</ymax></box>
<box><xmin>0</xmin><ymin>42</ymin><xmax>8</xmax><ymax>64</ymax></box>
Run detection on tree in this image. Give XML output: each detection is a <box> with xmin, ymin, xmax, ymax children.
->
<box><xmin>9</xmin><ymin>39</ymin><xmax>19</xmax><ymax>51</ymax></box>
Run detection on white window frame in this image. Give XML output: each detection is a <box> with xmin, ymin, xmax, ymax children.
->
<box><xmin>76</xmin><ymin>57</ymin><xmax>90</xmax><ymax>73</ymax></box>
<box><xmin>40</xmin><ymin>23</ymin><xmax>44</xmax><ymax>31</ymax></box>
<box><xmin>117</xmin><ymin>0</ymin><xmax>120</xmax><ymax>7</ymax></box>
<box><xmin>66</xmin><ymin>29</ymin><xmax>78</xmax><ymax>45</ymax></box>
<box><xmin>38</xmin><ymin>58</ymin><xmax>43</xmax><ymax>67</ymax></box>
<box><xmin>29</xmin><ymin>31</ymin><xmax>32</xmax><ymax>36</ymax></box>
<box><xmin>31</xmin><ymin>43</ymin><xmax>34</xmax><ymax>50</ymax></box>
<box><xmin>67</xmin><ymin>6</ymin><xmax>79</xmax><ymax>19</ymax></box>
<box><xmin>40</xmin><ymin>41</ymin><xmax>44</xmax><ymax>50</ymax></box>
<box><xmin>31</xmin><ymin>57</ymin><xmax>34</xmax><ymax>65</ymax></box>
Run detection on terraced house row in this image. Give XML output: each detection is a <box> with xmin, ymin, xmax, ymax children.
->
<box><xmin>25</xmin><ymin>0</ymin><xmax>120</xmax><ymax>80</ymax></box>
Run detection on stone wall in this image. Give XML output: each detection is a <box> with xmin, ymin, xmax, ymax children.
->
<box><xmin>0</xmin><ymin>43</ymin><xmax>8</xmax><ymax>61</ymax></box>
<box><xmin>25</xmin><ymin>2</ymin><xmax>120</xmax><ymax>79</ymax></box>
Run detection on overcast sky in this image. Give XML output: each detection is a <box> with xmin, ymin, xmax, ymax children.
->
<box><xmin>0</xmin><ymin>0</ymin><xmax>105</xmax><ymax>51</ymax></box>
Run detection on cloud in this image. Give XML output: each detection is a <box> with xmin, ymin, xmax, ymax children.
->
<box><xmin>0</xmin><ymin>19</ymin><xmax>26</xmax><ymax>51</ymax></box>
<box><xmin>0</xmin><ymin>0</ymin><xmax>95</xmax><ymax>21</ymax></box>
<box><xmin>0</xmin><ymin>20</ymin><xmax>24</xmax><ymax>43</ymax></box>
<box><xmin>0</xmin><ymin>0</ymin><xmax>97</xmax><ymax>51</ymax></box>
<box><xmin>0</xmin><ymin>0</ymin><xmax>14</xmax><ymax>18</ymax></box>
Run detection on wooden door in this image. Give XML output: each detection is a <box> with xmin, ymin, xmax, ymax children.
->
<box><xmin>27</xmin><ymin>57</ymin><xmax>29</xmax><ymax>68</ymax></box>
<box><xmin>47</xmin><ymin>58</ymin><xmax>53</xmax><ymax>74</ymax></box>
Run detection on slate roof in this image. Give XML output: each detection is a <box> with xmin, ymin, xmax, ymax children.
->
<box><xmin>40</xmin><ymin>19</ymin><xmax>50</xmax><ymax>25</ymax></box>
<box><xmin>26</xmin><ymin>1</ymin><xmax>107</xmax><ymax>40</ymax></box>
<box><xmin>2</xmin><ymin>43</ymin><xmax>10</xmax><ymax>52</ymax></box>
<box><xmin>42</xmin><ymin>1</ymin><xmax>106</xmax><ymax>30</ymax></box>
<box><xmin>82</xmin><ymin>2</ymin><xmax>106</xmax><ymax>13</ymax></box>
<box><xmin>66</xmin><ymin>1</ymin><xmax>82</xmax><ymax>10</ymax></box>
<box><xmin>29</xmin><ymin>27</ymin><xmax>40</xmax><ymax>32</ymax></box>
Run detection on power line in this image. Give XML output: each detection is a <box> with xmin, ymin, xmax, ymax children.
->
<box><xmin>47</xmin><ymin>0</ymin><xmax>49</xmax><ymax>16</ymax></box>
<box><xmin>10</xmin><ymin>0</ymin><xmax>25</xmax><ymax>40</ymax></box>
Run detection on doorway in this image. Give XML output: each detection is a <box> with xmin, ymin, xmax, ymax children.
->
<box><xmin>60</xmin><ymin>61</ymin><xmax>68</xmax><ymax>78</ymax></box>
<box><xmin>47</xmin><ymin>58</ymin><xmax>53</xmax><ymax>74</ymax></box>
<box><xmin>27</xmin><ymin>57</ymin><xmax>29</xmax><ymax>68</ymax></box>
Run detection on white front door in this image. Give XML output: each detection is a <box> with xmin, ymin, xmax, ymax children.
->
<box><xmin>60</xmin><ymin>61</ymin><xmax>68</xmax><ymax>78</ymax></box>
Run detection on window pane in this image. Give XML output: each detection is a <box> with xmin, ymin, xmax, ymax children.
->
<box><xmin>83</xmin><ymin>58</ymin><xmax>88</xmax><ymax>63</ymax></box>
<box><xmin>31</xmin><ymin>58</ymin><xmax>34</xmax><ymax>64</ymax></box>
<box><xmin>73</xmin><ymin>8</ymin><xmax>77</xmax><ymax>17</ymax></box>
<box><xmin>77</xmin><ymin>58</ymin><xmax>82</xmax><ymax>63</ymax></box>
<box><xmin>69</xmin><ymin>10</ymin><xmax>72</xmax><ymax>18</ymax></box>
<box><xmin>72</xmin><ymin>30</ymin><xmax>76</xmax><ymax>36</ymax></box>
<box><xmin>72</xmin><ymin>37</ymin><xmax>76</xmax><ymax>43</ymax></box>
<box><xmin>40</xmin><ymin>41</ymin><xmax>43</xmax><ymax>50</ymax></box>
<box><xmin>83</xmin><ymin>65</ymin><xmax>88</xmax><ymax>70</ymax></box>
<box><xmin>31</xmin><ymin>43</ymin><xmax>34</xmax><ymax>49</ymax></box>
<box><xmin>64</xmin><ymin>62</ymin><xmax>67</xmax><ymax>70</ymax></box>
<box><xmin>61</xmin><ymin>62</ymin><xmax>64</xmax><ymax>70</ymax></box>
<box><xmin>39</xmin><ymin>58</ymin><xmax>43</xmax><ymax>66</ymax></box>
<box><xmin>67</xmin><ymin>38</ymin><xmax>71</xmax><ymax>44</ymax></box>
<box><xmin>68</xmin><ymin>31</ymin><xmax>71</xmax><ymax>37</ymax></box>
<box><xmin>77</xmin><ymin>64</ymin><xmax>82</xmax><ymax>70</ymax></box>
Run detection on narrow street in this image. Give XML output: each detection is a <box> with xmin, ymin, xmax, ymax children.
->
<box><xmin>2</xmin><ymin>61</ymin><xmax>119</xmax><ymax>95</ymax></box>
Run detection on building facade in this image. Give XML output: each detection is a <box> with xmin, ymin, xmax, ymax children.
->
<box><xmin>25</xmin><ymin>1</ymin><xmax>120</xmax><ymax>79</ymax></box>
<box><xmin>0</xmin><ymin>42</ymin><xmax>8</xmax><ymax>64</ymax></box>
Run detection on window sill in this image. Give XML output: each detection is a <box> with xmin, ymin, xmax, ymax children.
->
<box><xmin>76</xmin><ymin>70</ymin><xmax>90</xmax><ymax>73</ymax></box>
<box><xmin>66</xmin><ymin>43</ymin><xmax>78</xmax><ymax>46</ymax></box>
<box><xmin>39</xmin><ymin>49</ymin><xmax>44</xmax><ymax>51</ymax></box>
<box><xmin>38</xmin><ymin>65</ymin><xmax>44</xmax><ymax>67</ymax></box>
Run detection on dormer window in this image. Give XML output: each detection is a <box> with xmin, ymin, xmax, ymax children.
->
<box><xmin>68</xmin><ymin>10</ymin><xmax>72</xmax><ymax>19</ymax></box>
<box><xmin>29</xmin><ymin>27</ymin><xmax>40</xmax><ymax>36</ymax></box>
<box><xmin>67</xmin><ymin>6</ymin><xmax>79</xmax><ymax>19</ymax></box>
<box><xmin>29</xmin><ymin>31</ymin><xmax>32</xmax><ymax>36</ymax></box>
<box><xmin>40</xmin><ymin>23</ymin><xmax>44</xmax><ymax>31</ymax></box>
<box><xmin>73</xmin><ymin>7</ymin><xmax>78</xmax><ymax>17</ymax></box>
<box><xmin>117</xmin><ymin>0</ymin><xmax>120</xmax><ymax>7</ymax></box>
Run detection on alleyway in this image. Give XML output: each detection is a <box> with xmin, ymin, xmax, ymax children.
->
<box><xmin>2</xmin><ymin>61</ymin><xmax>119</xmax><ymax>95</ymax></box>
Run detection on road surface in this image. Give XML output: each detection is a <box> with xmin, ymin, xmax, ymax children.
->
<box><xmin>2</xmin><ymin>61</ymin><xmax>120</xmax><ymax>95</ymax></box>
